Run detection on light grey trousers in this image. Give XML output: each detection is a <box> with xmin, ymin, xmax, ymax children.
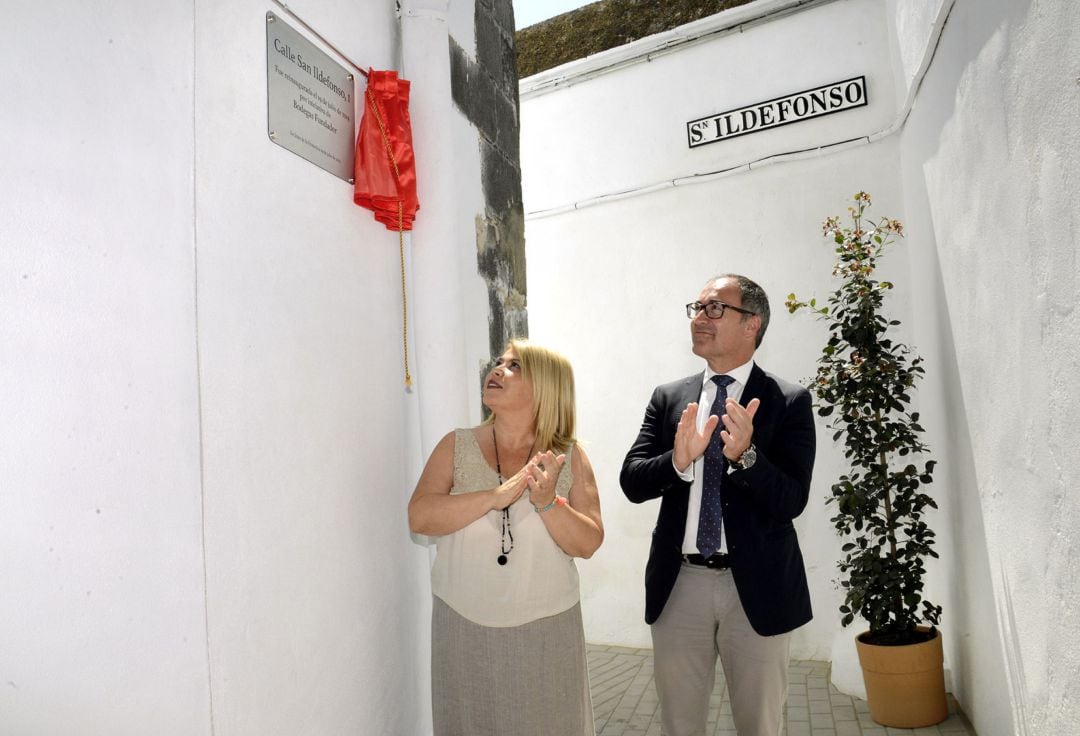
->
<box><xmin>650</xmin><ymin>563</ymin><xmax>791</xmax><ymax>736</ymax></box>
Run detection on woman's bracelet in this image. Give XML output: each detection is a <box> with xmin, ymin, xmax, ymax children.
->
<box><xmin>533</xmin><ymin>495</ymin><xmax>567</xmax><ymax>513</ymax></box>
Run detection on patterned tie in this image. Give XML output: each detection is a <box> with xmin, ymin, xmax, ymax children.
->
<box><xmin>697</xmin><ymin>374</ymin><xmax>734</xmax><ymax>558</ymax></box>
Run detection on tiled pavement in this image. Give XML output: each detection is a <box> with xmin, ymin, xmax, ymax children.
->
<box><xmin>586</xmin><ymin>644</ymin><xmax>977</xmax><ymax>736</ymax></box>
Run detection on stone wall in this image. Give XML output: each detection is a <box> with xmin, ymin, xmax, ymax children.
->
<box><xmin>516</xmin><ymin>0</ymin><xmax>754</xmax><ymax>77</ymax></box>
<box><xmin>450</xmin><ymin>0</ymin><xmax>528</xmax><ymax>375</ymax></box>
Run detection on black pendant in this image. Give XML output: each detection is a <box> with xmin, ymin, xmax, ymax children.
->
<box><xmin>497</xmin><ymin>554</ymin><xmax>508</xmax><ymax>566</ymax></box>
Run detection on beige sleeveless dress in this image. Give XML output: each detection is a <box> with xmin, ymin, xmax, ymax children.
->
<box><xmin>430</xmin><ymin>428</ymin><xmax>595</xmax><ymax>736</ymax></box>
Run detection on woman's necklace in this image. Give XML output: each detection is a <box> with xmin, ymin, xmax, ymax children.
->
<box><xmin>492</xmin><ymin>425</ymin><xmax>536</xmax><ymax>566</ymax></box>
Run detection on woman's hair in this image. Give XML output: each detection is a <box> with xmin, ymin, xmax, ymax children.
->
<box><xmin>498</xmin><ymin>338</ymin><xmax>577</xmax><ymax>453</ymax></box>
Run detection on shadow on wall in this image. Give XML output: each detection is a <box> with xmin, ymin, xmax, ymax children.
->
<box><xmin>896</xmin><ymin>0</ymin><xmax>1063</xmax><ymax>733</ymax></box>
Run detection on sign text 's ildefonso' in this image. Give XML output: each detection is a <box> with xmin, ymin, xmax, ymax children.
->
<box><xmin>687</xmin><ymin>76</ymin><xmax>868</xmax><ymax>148</ymax></box>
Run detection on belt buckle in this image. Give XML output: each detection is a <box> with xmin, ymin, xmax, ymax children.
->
<box><xmin>682</xmin><ymin>553</ymin><xmax>727</xmax><ymax>568</ymax></box>
<box><xmin>683</xmin><ymin>553</ymin><xmax>729</xmax><ymax>569</ymax></box>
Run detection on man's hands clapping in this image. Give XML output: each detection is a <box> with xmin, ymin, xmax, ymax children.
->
<box><xmin>673</xmin><ymin>398</ymin><xmax>760</xmax><ymax>472</ymax></box>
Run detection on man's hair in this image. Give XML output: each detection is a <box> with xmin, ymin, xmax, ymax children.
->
<box><xmin>717</xmin><ymin>273</ymin><xmax>771</xmax><ymax>348</ymax></box>
<box><xmin>486</xmin><ymin>338</ymin><xmax>577</xmax><ymax>453</ymax></box>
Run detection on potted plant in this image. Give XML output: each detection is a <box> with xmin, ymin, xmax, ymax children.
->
<box><xmin>786</xmin><ymin>192</ymin><xmax>947</xmax><ymax>728</ymax></box>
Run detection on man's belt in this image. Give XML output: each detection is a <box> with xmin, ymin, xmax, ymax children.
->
<box><xmin>682</xmin><ymin>553</ymin><xmax>731</xmax><ymax>569</ymax></box>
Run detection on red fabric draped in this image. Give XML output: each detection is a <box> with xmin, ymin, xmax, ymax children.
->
<box><xmin>354</xmin><ymin>69</ymin><xmax>419</xmax><ymax>231</ymax></box>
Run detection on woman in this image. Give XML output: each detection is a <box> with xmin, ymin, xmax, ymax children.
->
<box><xmin>408</xmin><ymin>339</ymin><xmax>604</xmax><ymax>736</ymax></box>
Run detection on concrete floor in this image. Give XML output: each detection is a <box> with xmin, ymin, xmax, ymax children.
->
<box><xmin>586</xmin><ymin>644</ymin><xmax>977</xmax><ymax>736</ymax></box>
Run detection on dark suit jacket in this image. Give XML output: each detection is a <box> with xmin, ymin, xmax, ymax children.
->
<box><xmin>620</xmin><ymin>364</ymin><xmax>816</xmax><ymax>636</ymax></box>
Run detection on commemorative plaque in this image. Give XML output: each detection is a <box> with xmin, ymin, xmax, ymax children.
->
<box><xmin>266</xmin><ymin>12</ymin><xmax>355</xmax><ymax>181</ymax></box>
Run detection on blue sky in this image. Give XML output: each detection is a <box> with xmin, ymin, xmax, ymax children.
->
<box><xmin>514</xmin><ymin>0</ymin><xmax>592</xmax><ymax>29</ymax></box>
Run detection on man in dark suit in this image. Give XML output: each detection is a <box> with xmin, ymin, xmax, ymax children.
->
<box><xmin>621</xmin><ymin>274</ymin><xmax>816</xmax><ymax>736</ymax></box>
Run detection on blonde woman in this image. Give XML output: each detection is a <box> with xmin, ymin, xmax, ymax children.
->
<box><xmin>409</xmin><ymin>339</ymin><xmax>603</xmax><ymax>736</ymax></box>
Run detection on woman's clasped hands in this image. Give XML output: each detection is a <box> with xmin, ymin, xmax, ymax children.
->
<box><xmin>526</xmin><ymin>450</ymin><xmax>566</xmax><ymax>510</ymax></box>
<box><xmin>489</xmin><ymin>450</ymin><xmax>566</xmax><ymax>512</ymax></box>
<box><xmin>490</xmin><ymin>462</ymin><xmax>531</xmax><ymax>511</ymax></box>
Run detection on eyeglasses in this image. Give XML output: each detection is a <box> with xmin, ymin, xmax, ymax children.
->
<box><xmin>685</xmin><ymin>300</ymin><xmax>757</xmax><ymax>320</ymax></box>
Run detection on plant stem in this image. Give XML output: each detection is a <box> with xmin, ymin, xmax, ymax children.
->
<box><xmin>875</xmin><ymin>408</ymin><xmax>901</xmax><ymax>626</ymax></box>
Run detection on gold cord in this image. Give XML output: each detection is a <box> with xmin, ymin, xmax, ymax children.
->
<box><xmin>367</xmin><ymin>86</ymin><xmax>412</xmax><ymax>388</ymax></box>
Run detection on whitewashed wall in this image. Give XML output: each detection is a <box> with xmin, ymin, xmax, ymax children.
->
<box><xmin>0</xmin><ymin>1</ymin><xmax>492</xmax><ymax>734</ymax></box>
<box><xmin>523</xmin><ymin>0</ymin><xmax>902</xmax><ymax>658</ymax></box>
<box><xmin>193</xmin><ymin>2</ymin><xmax>432</xmax><ymax>735</ymax></box>
<box><xmin>522</xmin><ymin>0</ymin><xmax>1080</xmax><ymax>733</ymax></box>
<box><xmin>894</xmin><ymin>1</ymin><xmax>1080</xmax><ymax>734</ymax></box>
<box><xmin>1</xmin><ymin>2</ymin><xmax>209</xmax><ymax>733</ymax></box>
<box><xmin>522</xmin><ymin>0</ymin><xmax>896</xmax><ymax>217</ymax></box>
<box><xmin>525</xmin><ymin>143</ymin><xmax>904</xmax><ymax>658</ymax></box>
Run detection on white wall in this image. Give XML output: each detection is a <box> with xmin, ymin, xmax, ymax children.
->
<box><xmin>193</xmin><ymin>2</ymin><xmax>433</xmax><ymax>734</ymax></box>
<box><xmin>1</xmin><ymin>1</ymin><xmax>492</xmax><ymax>734</ymax></box>
<box><xmin>523</xmin><ymin>0</ymin><xmax>1080</xmax><ymax>733</ymax></box>
<box><xmin>895</xmin><ymin>1</ymin><xmax>1080</xmax><ymax>734</ymax></box>
<box><xmin>526</xmin><ymin>144</ymin><xmax>905</xmax><ymax>659</ymax></box>
<box><xmin>521</xmin><ymin>0</ymin><xmax>896</xmax><ymax>215</ymax></box>
<box><xmin>885</xmin><ymin>0</ymin><xmax>948</xmax><ymax>107</ymax></box>
<box><xmin>0</xmin><ymin>3</ymin><xmax>210</xmax><ymax>733</ymax></box>
<box><xmin>523</xmin><ymin>0</ymin><xmax>904</xmax><ymax>661</ymax></box>
<box><xmin>408</xmin><ymin>0</ymin><xmax>498</xmax><ymax>434</ymax></box>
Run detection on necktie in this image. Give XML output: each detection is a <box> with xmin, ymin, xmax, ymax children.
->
<box><xmin>696</xmin><ymin>374</ymin><xmax>734</xmax><ymax>558</ymax></box>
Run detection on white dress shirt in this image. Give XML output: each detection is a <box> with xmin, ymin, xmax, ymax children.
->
<box><xmin>676</xmin><ymin>358</ymin><xmax>754</xmax><ymax>555</ymax></box>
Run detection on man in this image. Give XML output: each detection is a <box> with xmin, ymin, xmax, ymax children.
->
<box><xmin>621</xmin><ymin>274</ymin><xmax>815</xmax><ymax>736</ymax></box>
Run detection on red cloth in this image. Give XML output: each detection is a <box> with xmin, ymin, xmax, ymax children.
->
<box><xmin>354</xmin><ymin>70</ymin><xmax>419</xmax><ymax>231</ymax></box>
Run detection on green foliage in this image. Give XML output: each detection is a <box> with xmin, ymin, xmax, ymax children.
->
<box><xmin>515</xmin><ymin>0</ymin><xmax>754</xmax><ymax>78</ymax></box>
<box><xmin>786</xmin><ymin>193</ymin><xmax>942</xmax><ymax>641</ymax></box>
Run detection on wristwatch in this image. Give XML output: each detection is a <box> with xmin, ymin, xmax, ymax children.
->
<box><xmin>730</xmin><ymin>444</ymin><xmax>757</xmax><ymax>471</ymax></box>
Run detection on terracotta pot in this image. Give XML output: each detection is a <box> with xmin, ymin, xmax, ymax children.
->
<box><xmin>855</xmin><ymin>626</ymin><xmax>948</xmax><ymax>728</ymax></box>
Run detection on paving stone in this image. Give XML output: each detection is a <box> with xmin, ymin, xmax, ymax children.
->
<box><xmin>832</xmin><ymin>705</ymin><xmax>857</xmax><ymax>722</ymax></box>
<box><xmin>786</xmin><ymin>722</ymin><xmax>812</xmax><ymax>736</ymax></box>
<box><xmin>835</xmin><ymin>722</ymin><xmax>863</xmax><ymax>736</ymax></box>
<box><xmin>788</xmin><ymin>694</ymin><xmax>809</xmax><ymax>708</ymax></box>
<box><xmin>584</xmin><ymin>649</ymin><xmax>977</xmax><ymax>736</ymax></box>
<box><xmin>788</xmin><ymin>706</ymin><xmax>810</xmax><ymax>722</ymax></box>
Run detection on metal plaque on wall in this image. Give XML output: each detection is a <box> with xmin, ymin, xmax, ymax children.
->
<box><xmin>266</xmin><ymin>12</ymin><xmax>355</xmax><ymax>182</ymax></box>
